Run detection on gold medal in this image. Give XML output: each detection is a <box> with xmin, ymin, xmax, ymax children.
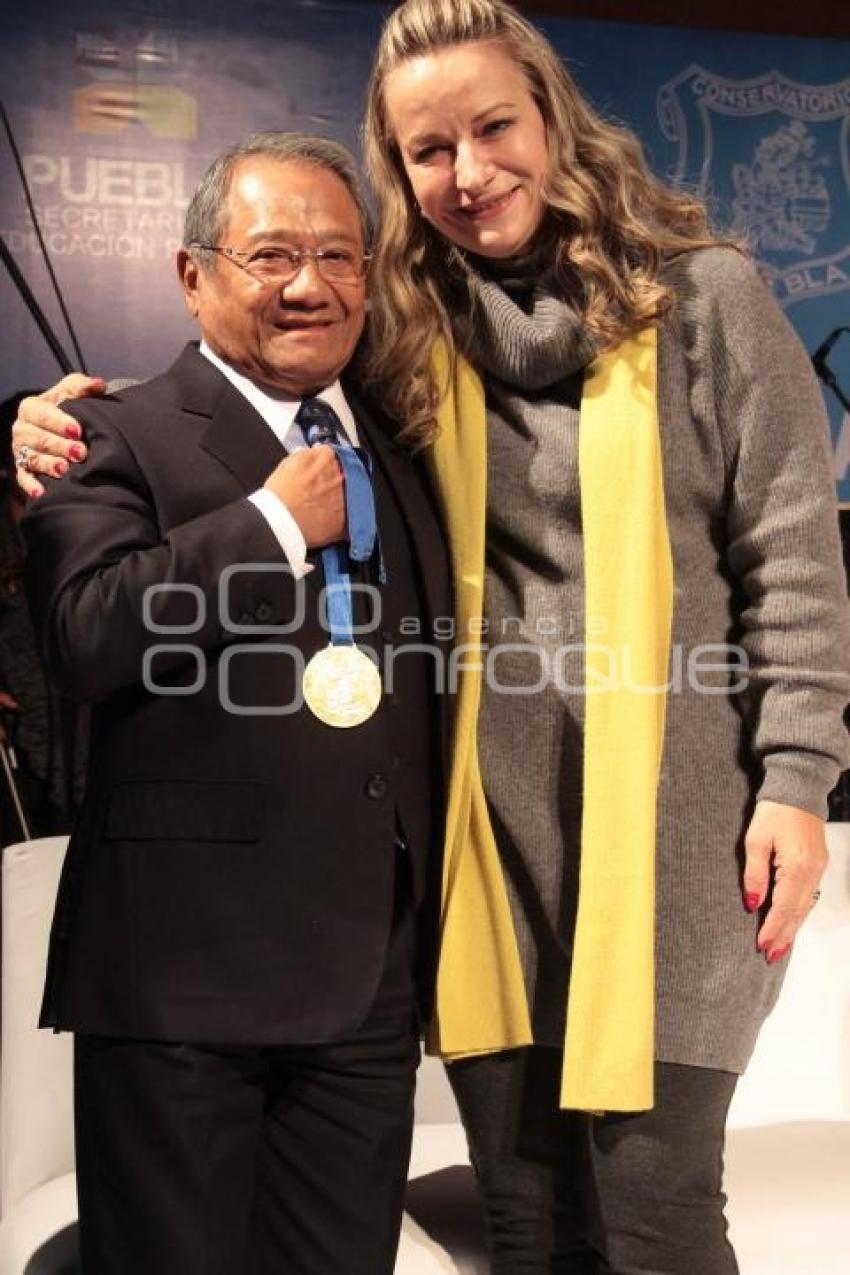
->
<box><xmin>302</xmin><ymin>644</ymin><xmax>382</xmax><ymax>728</ymax></box>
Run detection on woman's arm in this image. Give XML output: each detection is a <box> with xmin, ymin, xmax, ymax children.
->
<box><xmin>696</xmin><ymin>248</ymin><xmax>850</xmax><ymax>959</ymax></box>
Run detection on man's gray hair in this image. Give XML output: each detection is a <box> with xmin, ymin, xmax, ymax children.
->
<box><xmin>183</xmin><ymin>132</ymin><xmax>371</xmax><ymax>265</ymax></box>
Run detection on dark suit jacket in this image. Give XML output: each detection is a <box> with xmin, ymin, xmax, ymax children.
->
<box><xmin>23</xmin><ymin>343</ymin><xmax>450</xmax><ymax>1045</ymax></box>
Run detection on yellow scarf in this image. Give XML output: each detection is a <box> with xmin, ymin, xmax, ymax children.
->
<box><xmin>426</xmin><ymin>328</ymin><xmax>673</xmax><ymax>1112</ymax></box>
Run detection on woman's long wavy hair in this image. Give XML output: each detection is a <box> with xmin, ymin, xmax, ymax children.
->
<box><xmin>364</xmin><ymin>0</ymin><xmax>724</xmax><ymax>447</ymax></box>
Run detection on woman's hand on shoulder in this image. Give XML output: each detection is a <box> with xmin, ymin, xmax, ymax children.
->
<box><xmin>13</xmin><ymin>374</ymin><xmax>105</xmax><ymax>498</ymax></box>
<box><xmin>742</xmin><ymin>799</ymin><xmax>828</xmax><ymax>963</ymax></box>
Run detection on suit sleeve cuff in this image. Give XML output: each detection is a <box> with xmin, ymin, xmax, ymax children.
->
<box><xmin>248</xmin><ymin>489</ymin><xmax>313</xmax><ymax>579</ymax></box>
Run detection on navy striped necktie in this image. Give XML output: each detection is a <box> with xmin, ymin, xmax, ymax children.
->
<box><xmin>295</xmin><ymin>397</ymin><xmax>342</xmax><ymax>447</ymax></box>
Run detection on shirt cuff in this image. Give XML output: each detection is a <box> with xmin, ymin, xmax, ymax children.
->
<box><xmin>248</xmin><ymin>489</ymin><xmax>314</xmax><ymax>580</ymax></box>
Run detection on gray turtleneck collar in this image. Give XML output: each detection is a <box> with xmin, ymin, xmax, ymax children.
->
<box><xmin>465</xmin><ymin>262</ymin><xmax>596</xmax><ymax>391</ymax></box>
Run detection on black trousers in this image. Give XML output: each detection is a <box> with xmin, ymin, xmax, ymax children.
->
<box><xmin>448</xmin><ymin>1048</ymin><xmax>740</xmax><ymax>1275</ymax></box>
<box><xmin>73</xmin><ymin>851</ymin><xmax>420</xmax><ymax>1275</ymax></box>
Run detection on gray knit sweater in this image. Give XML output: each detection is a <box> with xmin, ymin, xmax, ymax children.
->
<box><xmin>470</xmin><ymin>246</ymin><xmax>850</xmax><ymax>1071</ymax></box>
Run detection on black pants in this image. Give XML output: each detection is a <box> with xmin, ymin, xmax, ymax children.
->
<box><xmin>73</xmin><ymin>854</ymin><xmax>420</xmax><ymax>1275</ymax></box>
<box><xmin>448</xmin><ymin>1048</ymin><xmax>740</xmax><ymax>1275</ymax></box>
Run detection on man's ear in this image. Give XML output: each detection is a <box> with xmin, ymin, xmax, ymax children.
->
<box><xmin>177</xmin><ymin>248</ymin><xmax>201</xmax><ymax>318</ymax></box>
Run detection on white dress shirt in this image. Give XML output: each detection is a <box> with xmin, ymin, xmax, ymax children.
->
<box><xmin>199</xmin><ymin>340</ymin><xmax>359</xmax><ymax>578</ymax></box>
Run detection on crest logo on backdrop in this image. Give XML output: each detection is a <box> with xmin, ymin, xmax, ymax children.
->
<box><xmin>657</xmin><ymin>66</ymin><xmax>850</xmax><ymax>308</ymax></box>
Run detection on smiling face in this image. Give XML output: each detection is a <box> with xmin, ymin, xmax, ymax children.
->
<box><xmin>178</xmin><ymin>156</ymin><xmax>367</xmax><ymax>396</ymax></box>
<box><xmin>383</xmin><ymin>40</ymin><xmax>550</xmax><ymax>261</ymax></box>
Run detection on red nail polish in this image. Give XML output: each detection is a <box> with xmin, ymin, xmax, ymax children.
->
<box><xmin>69</xmin><ymin>443</ymin><xmax>85</xmax><ymax>461</ymax></box>
<box><xmin>745</xmin><ymin>892</ymin><xmax>761</xmax><ymax>913</ymax></box>
<box><xmin>64</xmin><ymin>424</ymin><xmax>81</xmax><ymax>440</ymax></box>
<box><xmin>53</xmin><ymin>461</ymin><xmax>68</xmax><ymax>477</ymax></box>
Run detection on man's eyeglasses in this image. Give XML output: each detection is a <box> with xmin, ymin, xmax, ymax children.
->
<box><xmin>189</xmin><ymin>241</ymin><xmax>371</xmax><ymax>286</ymax></box>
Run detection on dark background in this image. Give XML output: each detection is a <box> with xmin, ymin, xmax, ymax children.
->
<box><xmin>512</xmin><ymin>1</ymin><xmax>850</xmax><ymax>40</ymax></box>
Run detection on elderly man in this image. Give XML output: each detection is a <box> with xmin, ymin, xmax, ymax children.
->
<box><xmin>22</xmin><ymin>133</ymin><xmax>448</xmax><ymax>1275</ymax></box>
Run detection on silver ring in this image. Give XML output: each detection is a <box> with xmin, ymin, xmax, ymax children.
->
<box><xmin>13</xmin><ymin>445</ymin><xmax>32</xmax><ymax>472</ymax></box>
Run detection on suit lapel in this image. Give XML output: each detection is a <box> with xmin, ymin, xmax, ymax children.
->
<box><xmin>347</xmin><ymin>379</ymin><xmax>452</xmax><ymax>786</ymax></box>
<box><xmin>171</xmin><ymin>344</ymin><xmax>287</xmax><ymax>492</ymax></box>
<box><xmin>346</xmin><ymin>381</ymin><xmax>448</xmax><ymax>631</ymax></box>
<box><xmin>200</xmin><ymin>397</ymin><xmax>287</xmax><ymax>493</ymax></box>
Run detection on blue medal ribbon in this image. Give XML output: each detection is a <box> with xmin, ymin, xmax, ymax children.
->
<box><xmin>297</xmin><ymin>400</ymin><xmax>384</xmax><ymax>647</ymax></box>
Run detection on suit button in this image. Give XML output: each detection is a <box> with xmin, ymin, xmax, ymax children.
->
<box><xmin>255</xmin><ymin>600</ymin><xmax>273</xmax><ymax>622</ymax></box>
<box><xmin>366</xmin><ymin>774</ymin><xmax>388</xmax><ymax>800</ymax></box>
